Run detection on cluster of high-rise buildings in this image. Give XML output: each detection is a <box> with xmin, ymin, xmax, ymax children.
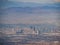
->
<box><xmin>0</xmin><ymin>24</ymin><xmax>60</xmax><ymax>35</ymax></box>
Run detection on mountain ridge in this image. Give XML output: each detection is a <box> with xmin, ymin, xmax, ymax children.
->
<box><xmin>1</xmin><ymin>1</ymin><xmax>60</xmax><ymax>9</ymax></box>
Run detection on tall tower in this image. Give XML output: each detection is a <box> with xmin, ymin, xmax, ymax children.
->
<box><xmin>36</xmin><ymin>30</ymin><xmax>39</xmax><ymax>35</ymax></box>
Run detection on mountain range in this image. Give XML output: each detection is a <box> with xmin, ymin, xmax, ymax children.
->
<box><xmin>1</xmin><ymin>1</ymin><xmax>60</xmax><ymax>9</ymax></box>
<box><xmin>0</xmin><ymin>1</ymin><xmax>60</xmax><ymax>15</ymax></box>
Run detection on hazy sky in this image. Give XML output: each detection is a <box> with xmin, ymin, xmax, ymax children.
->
<box><xmin>8</xmin><ymin>0</ymin><xmax>58</xmax><ymax>3</ymax></box>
